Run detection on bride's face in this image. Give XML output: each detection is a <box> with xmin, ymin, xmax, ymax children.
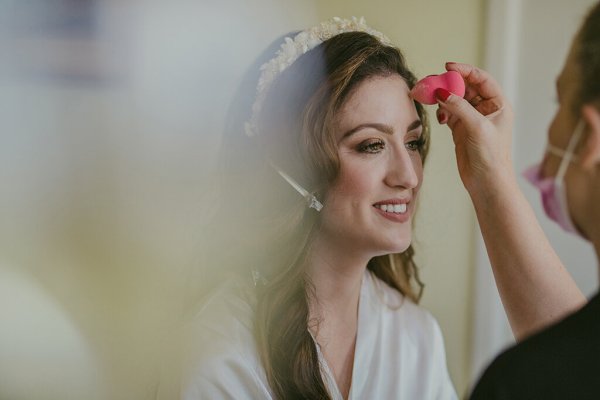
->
<box><xmin>319</xmin><ymin>74</ymin><xmax>424</xmax><ymax>257</ymax></box>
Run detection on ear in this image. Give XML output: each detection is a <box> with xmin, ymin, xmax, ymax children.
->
<box><xmin>579</xmin><ymin>104</ymin><xmax>600</xmax><ymax>170</ymax></box>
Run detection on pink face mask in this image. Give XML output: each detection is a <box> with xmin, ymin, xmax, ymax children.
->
<box><xmin>523</xmin><ymin>120</ymin><xmax>585</xmax><ymax>236</ymax></box>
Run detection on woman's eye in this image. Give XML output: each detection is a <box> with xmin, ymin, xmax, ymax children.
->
<box><xmin>406</xmin><ymin>137</ymin><xmax>425</xmax><ymax>152</ymax></box>
<box><xmin>357</xmin><ymin>139</ymin><xmax>385</xmax><ymax>153</ymax></box>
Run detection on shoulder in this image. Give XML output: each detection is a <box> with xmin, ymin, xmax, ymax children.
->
<box><xmin>178</xmin><ymin>275</ymin><xmax>272</xmax><ymax>399</ymax></box>
<box><xmin>470</xmin><ymin>294</ymin><xmax>600</xmax><ymax>400</ymax></box>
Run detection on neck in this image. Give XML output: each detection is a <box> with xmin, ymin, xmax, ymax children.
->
<box><xmin>305</xmin><ymin>235</ymin><xmax>371</xmax><ymax>336</ymax></box>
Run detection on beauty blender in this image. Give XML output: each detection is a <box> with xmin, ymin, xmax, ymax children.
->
<box><xmin>410</xmin><ymin>71</ymin><xmax>466</xmax><ymax>105</ymax></box>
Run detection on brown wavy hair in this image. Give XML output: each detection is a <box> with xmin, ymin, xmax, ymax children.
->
<box><xmin>239</xmin><ymin>31</ymin><xmax>431</xmax><ymax>399</ymax></box>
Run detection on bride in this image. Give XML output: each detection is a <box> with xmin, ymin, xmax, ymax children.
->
<box><xmin>177</xmin><ymin>17</ymin><xmax>455</xmax><ymax>399</ymax></box>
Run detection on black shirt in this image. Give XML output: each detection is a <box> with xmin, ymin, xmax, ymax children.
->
<box><xmin>470</xmin><ymin>291</ymin><xmax>600</xmax><ymax>400</ymax></box>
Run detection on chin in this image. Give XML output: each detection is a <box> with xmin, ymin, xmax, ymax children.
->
<box><xmin>393</xmin><ymin>241</ymin><xmax>411</xmax><ymax>254</ymax></box>
<box><xmin>375</xmin><ymin>237</ymin><xmax>412</xmax><ymax>256</ymax></box>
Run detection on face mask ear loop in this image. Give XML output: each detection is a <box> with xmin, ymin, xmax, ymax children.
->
<box><xmin>556</xmin><ymin>119</ymin><xmax>586</xmax><ymax>182</ymax></box>
<box><xmin>268</xmin><ymin>161</ymin><xmax>323</xmax><ymax>211</ymax></box>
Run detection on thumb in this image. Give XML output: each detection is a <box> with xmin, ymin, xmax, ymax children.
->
<box><xmin>435</xmin><ymin>88</ymin><xmax>486</xmax><ymax>133</ymax></box>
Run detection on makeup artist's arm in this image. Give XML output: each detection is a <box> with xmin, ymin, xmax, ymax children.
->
<box><xmin>431</xmin><ymin>62</ymin><xmax>586</xmax><ymax>341</ymax></box>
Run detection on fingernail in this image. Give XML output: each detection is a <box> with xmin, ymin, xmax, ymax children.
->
<box><xmin>437</xmin><ymin>112</ymin><xmax>448</xmax><ymax>124</ymax></box>
<box><xmin>435</xmin><ymin>88</ymin><xmax>451</xmax><ymax>102</ymax></box>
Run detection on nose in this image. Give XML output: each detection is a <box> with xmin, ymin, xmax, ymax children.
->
<box><xmin>384</xmin><ymin>145</ymin><xmax>420</xmax><ymax>189</ymax></box>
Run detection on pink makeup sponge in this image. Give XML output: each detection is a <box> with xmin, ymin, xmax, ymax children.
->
<box><xmin>411</xmin><ymin>71</ymin><xmax>466</xmax><ymax>105</ymax></box>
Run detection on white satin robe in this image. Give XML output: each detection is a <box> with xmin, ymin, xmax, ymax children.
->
<box><xmin>179</xmin><ymin>270</ymin><xmax>457</xmax><ymax>399</ymax></box>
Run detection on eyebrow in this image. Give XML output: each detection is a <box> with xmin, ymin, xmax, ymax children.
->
<box><xmin>341</xmin><ymin>119</ymin><xmax>422</xmax><ymax>140</ymax></box>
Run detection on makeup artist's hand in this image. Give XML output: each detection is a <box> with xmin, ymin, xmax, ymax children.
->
<box><xmin>435</xmin><ymin>62</ymin><xmax>516</xmax><ymax>198</ymax></box>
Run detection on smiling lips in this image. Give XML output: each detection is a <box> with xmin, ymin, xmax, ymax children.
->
<box><xmin>373</xmin><ymin>199</ymin><xmax>411</xmax><ymax>222</ymax></box>
<box><xmin>374</xmin><ymin>203</ymin><xmax>407</xmax><ymax>214</ymax></box>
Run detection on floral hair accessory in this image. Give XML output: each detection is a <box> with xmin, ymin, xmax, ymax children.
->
<box><xmin>244</xmin><ymin>16</ymin><xmax>392</xmax><ymax>137</ymax></box>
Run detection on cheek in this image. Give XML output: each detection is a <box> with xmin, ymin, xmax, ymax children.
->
<box><xmin>541</xmin><ymin>151</ymin><xmax>563</xmax><ymax>179</ymax></box>
<box><xmin>548</xmin><ymin>105</ymin><xmax>575</xmax><ymax>147</ymax></box>
<box><xmin>566</xmin><ymin>169</ymin><xmax>587</xmax><ymax>219</ymax></box>
<box><xmin>338</xmin><ymin>173</ymin><xmax>371</xmax><ymax>200</ymax></box>
<box><xmin>548</xmin><ymin>112</ymin><xmax>561</xmax><ymax>144</ymax></box>
<box><xmin>543</xmin><ymin>112</ymin><xmax>566</xmax><ymax>177</ymax></box>
<box><xmin>327</xmin><ymin>160</ymin><xmax>377</xmax><ymax>203</ymax></box>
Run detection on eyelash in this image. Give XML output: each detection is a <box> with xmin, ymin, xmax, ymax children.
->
<box><xmin>407</xmin><ymin>137</ymin><xmax>426</xmax><ymax>152</ymax></box>
<box><xmin>357</xmin><ymin>137</ymin><xmax>426</xmax><ymax>154</ymax></box>
<box><xmin>358</xmin><ymin>139</ymin><xmax>385</xmax><ymax>153</ymax></box>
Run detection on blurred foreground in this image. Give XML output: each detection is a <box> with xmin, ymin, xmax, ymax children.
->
<box><xmin>0</xmin><ymin>1</ymin><xmax>317</xmax><ymax>398</ymax></box>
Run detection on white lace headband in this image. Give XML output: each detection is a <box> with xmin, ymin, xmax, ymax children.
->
<box><xmin>246</xmin><ymin>17</ymin><xmax>391</xmax><ymax>212</ymax></box>
<box><xmin>244</xmin><ymin>16</ymin><xmax>392</xmax><ymax>138</ymax></box>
